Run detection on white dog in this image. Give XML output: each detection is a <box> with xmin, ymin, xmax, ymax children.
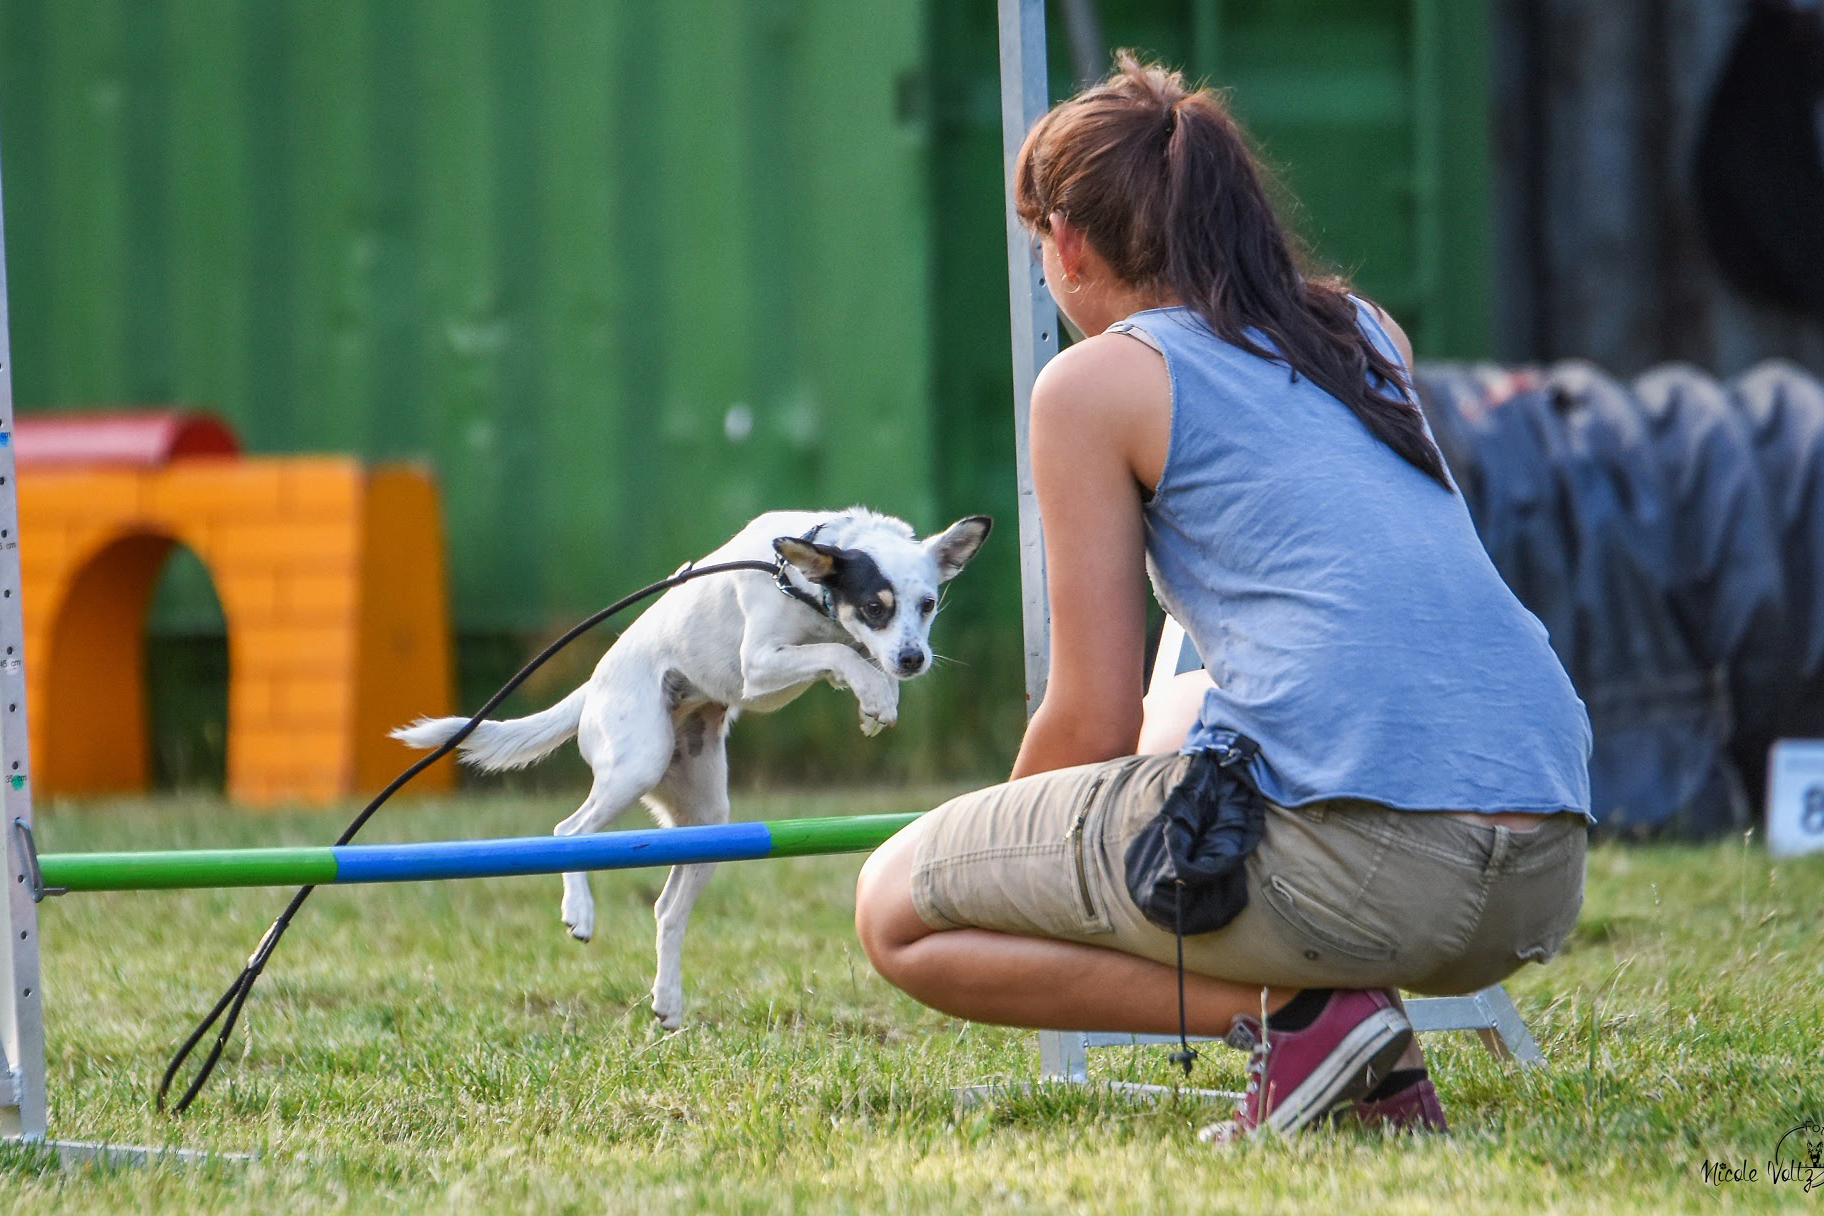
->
<box><xmin>393</xmin><ymin>508</ymin><xmax>991</xmax><ymax>1029</ymax></box>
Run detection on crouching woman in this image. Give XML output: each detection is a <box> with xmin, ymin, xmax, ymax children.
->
<box><xmin>854</xmin><ymin>53</ymin><xmax>1591</xmax><ymax>1141</ymax></box>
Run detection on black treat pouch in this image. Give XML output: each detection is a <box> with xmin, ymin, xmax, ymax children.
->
<box><xmin>1122</xmin><ymin>737</ymin><xmax>1266</xmax><ymax>935</ymax></box>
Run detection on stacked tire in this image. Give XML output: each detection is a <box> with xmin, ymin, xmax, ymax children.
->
<box><xmin>1413</xmin><ymin>361</ymin><xmax>1824</xmax><ymax>839</ymax></box>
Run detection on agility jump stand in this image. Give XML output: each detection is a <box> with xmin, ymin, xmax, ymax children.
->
<box><xmin>0</xmin><ymin>810</ymin><xmax>922</xmax><ymax>1160</ymax></box>
<box><xmin>0</xmin><ymin>131</ymin><xmax>47</xmax><ymax>1152</ymax></box>
<box><xmin>991</xmin><ymin>0</ymin><xmax>1545</xmax><ymax>1098</ymax></box>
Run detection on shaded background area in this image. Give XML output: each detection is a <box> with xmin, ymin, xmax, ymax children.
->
<box><xmin>0</xmin><ymin>0</ymin><xmax>1818</xmax><ymax>790</ymax></box>
<box><xmin>1491</xmin><ymin>0</ymin><xmax>1824</xmax><ymax>373</ymax></box>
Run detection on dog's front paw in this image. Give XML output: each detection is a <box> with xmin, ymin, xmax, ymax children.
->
<box><xmin>859</xmin><ymin>695</ymin><xmax>899</xmax><ymax>735</ymax></box>
<box><xmin>859</xmin><ymin>705</ymin><xmax>896</xmax><ymax>736</ymax></box>
<box><xmin>651</xmin><ymin>985</ymin><xmax>684</xmax><ymax>1031</ymax></box>
<box><xmin>856</xmin><ymin>674</ymin><xmax>899</xmax><ymax>736</ymax></box>
<box><xmin>562</xmin><ymin>892</ymin><xmax>595</xmax><ymax>943</ymax></box>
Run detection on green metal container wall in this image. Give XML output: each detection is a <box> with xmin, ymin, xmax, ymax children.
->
<box><xmin>0</xmin><ymin>0</ymin><xmax>934</xmax><ymax>635</ymax></box>
<box><xmin>0</xmin><ymin>0</ymin><xmax>1493</xmax><ymax>782</ymax></box>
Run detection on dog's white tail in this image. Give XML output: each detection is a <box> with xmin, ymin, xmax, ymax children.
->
<box><xmin>390</xmin><ymin>685</ymin><xmax>588</xmax><ymax>772</ymax></box>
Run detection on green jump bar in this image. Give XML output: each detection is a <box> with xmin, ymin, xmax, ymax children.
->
<box><xmin>40</xmin><ymin>846</ymin><xmax>338</xmax><ymax>893</ymax></box>
<box><xmin>35</xmin><ymin>812</ymin><xmax>924</xmax><ymax>894</ymax></box>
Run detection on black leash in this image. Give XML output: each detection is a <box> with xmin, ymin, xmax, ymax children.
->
<box><xmin>1168</xmin><ymin>880</ymin><xmax>1199</xmax><ymax>1077</ymax></box>
<box><xmin>157</xmin><ymin>556</ymin><xmax>788</xmax><ymax>1114</ymax></box>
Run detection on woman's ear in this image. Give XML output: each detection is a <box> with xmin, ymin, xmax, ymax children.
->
<box><xmin>1049</xmin><ymin>211</ymin><xmax>1089</xmax><ymax>284</ymax></box>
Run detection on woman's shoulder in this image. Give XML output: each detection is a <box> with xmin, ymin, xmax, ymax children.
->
<box><xmin>1351</xmin><ymin>295</ymin><xmax>1416</xmax><ymax>370</ymax></box>
<box><xmin>1030</xmin><ymin>329</ymin><xmax>1175</xmax><ymax>493</ymax></box>
<box><xmin>1030</xmin><ymin>329</ymin><xmax>1171</xmax><ymax>423</ymax></box>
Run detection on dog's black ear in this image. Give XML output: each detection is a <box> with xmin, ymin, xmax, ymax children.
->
<box><xmin>773</xmin><ymin>536</ymin><xmax>842</xmax><ymax>583</ymax></box>
<box><xmin>924</xmin><ymin>515</ymin><xmax>992</xmax><ymax>583</ymax></box>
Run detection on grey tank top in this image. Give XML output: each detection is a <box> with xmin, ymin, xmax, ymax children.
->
<box><xmin>1109</xmin><ymin>301</ymin><xmax>1593</xmax><ymax>819</ymax></box>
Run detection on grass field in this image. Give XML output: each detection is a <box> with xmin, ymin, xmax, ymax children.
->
<box><xmin>5</xmin><ymin>788</ymin><xmax>1822</xmax><ymax>1213</ymax></box>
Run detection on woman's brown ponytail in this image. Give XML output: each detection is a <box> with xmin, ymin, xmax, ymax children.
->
<box><xmin>1017</xmin><ymin>51</ymin><xmax>1453</xmax><ymax>491</ymax></box>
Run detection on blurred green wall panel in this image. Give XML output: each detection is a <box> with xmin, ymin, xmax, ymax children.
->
<box><xmin>534</xmin><ymin>2</ymin><xmax>624</xmax><ymax>618</ymax></box>
<box><xmin>120</xmin><ymin>0</ymin><xmax>174</xmax><ymax>403</ymax></box>
<box><xmin>45</xmin><ymin>0</ymin><xmax>127</xmax><ymax>401</ymax></box>
<box><xmin>289</xmin><ymin>1</ymin><xmax>372</xmax><ymax>460</ymax></box>
<box><xmin>168</xmin><ymin>2</ymin><xmax>252</xmax><ymax>452</ymax></box>
<box><xmin>243</xmin><ymin>1</ymin><xmax>298</xmax><ymax>451</ymax></box>
<box><xmin>1184</xmin><ymin>0</ymin><xmax>1492</xmax><ymax>355</ymax></box>
<box><xmin>0</xmin><ymin>0</ymin><xmax>47</xmax><ymax>404</ymax></box>
<box><xmin>0</xmin><ymin>0</ymin><xmax>932</xmax><ymax>635</ymax></box>
<box><xmin>0</xmin><ymin>0</ymin><xmax>1492</xmax><ymax>778</ymax></box>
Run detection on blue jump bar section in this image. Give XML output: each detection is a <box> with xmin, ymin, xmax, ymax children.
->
<box><xmin>330</xmin><ymin>822</ymin><xmax>777</xmax><ymax>885</ymax></box>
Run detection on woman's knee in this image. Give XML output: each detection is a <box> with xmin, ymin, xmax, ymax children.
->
<box><xmin>854</xmin><ymin>828</ymin><xmax>930</xmax><ymax>977</ymax></box>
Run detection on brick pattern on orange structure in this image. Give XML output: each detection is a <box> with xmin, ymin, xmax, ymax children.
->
<box><xmin>19</xmin><ymin>457</ymin><xmax>454</xmax><ymax>805</ymax></box>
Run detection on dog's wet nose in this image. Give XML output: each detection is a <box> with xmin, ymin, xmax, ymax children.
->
<box><xmin>896</xmin><ymin>650</ymin><xmax>927</xmax><ymax>677</ymax></box>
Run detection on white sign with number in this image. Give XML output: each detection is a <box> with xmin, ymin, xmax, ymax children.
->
<box><xmin>1767</xmin><ymin>739</ymin><xmax>1824</xmax><ymax>859</ymax></box>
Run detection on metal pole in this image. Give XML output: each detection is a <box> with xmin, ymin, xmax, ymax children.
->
<box><xmin>33</xmin><ymin>813</ymin><xmax>925</xmax><ymax>894</ymax></box>
<box><xmin>998</xmin><ymin>0</ymin><xmax>1060</xmax><ymax>718</ymax></box>
<box><xmin>0</xmin><ymin>116</ymin><xmax>49</xmax><ymax>1143</ymax></box>
<box><xmin>995</xmin><ymin>0</ymin><xmax>1092</xmax><ymax>1087</ymax></box>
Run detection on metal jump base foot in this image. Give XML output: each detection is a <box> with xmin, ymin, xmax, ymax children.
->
<box><xmin>1028</xmin><ymin>983</ymin><xmax>1546</xmax><ymax>1094</ymax></box>
<box><xmin>955</xmin><ymin>1079</ymin><xmax>1241</xmax><ymax>1109</ymax></box>
<box><xmin>0</xmin><ymin>1138</ymin><xmax>254</xmax><ymax>1169</ymax></box>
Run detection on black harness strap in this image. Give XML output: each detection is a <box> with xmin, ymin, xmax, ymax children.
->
<box><xmin>774</xmin><ymin>522</ymin><xmax>838</xmax><ymax>622</ymax></box>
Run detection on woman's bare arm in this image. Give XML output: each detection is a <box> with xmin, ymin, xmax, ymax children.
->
<box><xmin>1009</xmin><ymin>334</ymin><xmax>1171</xmax><ymax>779</ymax></box>
<box><xmin>1137</xmin><ymin>668</ymin><xmax>1215</xmax><ymax>754</ymax></box>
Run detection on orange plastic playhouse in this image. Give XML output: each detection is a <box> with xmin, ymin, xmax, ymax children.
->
<box><xmin>16</xmin><ymin>411</ymin><xmax>454</xmax><ymax>804</ymax></box>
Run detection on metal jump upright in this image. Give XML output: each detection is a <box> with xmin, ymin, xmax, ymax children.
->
<box><xmin>990</xmin><ymin>0</ymin><xmax>1544</xmax><ymax>1090</ymax></box>
<box><xmin>0</xmin><ymin>121</ymin><xmax>48</xmax><ymax>1148</ymax></box>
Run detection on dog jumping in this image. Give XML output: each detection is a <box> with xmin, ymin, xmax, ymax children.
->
<box><xmin>393</xmin><ymin>508</ymin><xmax>991</xmax><ymax>1029</ymax></box>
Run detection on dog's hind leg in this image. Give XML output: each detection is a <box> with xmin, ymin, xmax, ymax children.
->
<box><xmin>644</xmin><ymin>707</ymin><xmax>733</xmax><ymax>1030</ymax></box>
<box><xmin>554</xmin><ymin>686</ymin><xmax>675</xmax><ymax>943</ymax></box>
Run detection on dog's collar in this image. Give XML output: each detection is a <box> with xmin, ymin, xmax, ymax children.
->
<box><xmin>774</xmin><ymin>523</ymin><xmax>839</xmax><ymax>622</ymax></box>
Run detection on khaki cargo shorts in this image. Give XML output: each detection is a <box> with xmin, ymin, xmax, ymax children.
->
<box><xmin>910</xmin><ymin>752</ymin><xmax>1587</xmax><ymax>995</ymax></box>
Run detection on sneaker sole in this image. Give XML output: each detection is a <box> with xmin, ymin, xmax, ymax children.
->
<box><xmin>1329</xmin><ymin>1079</ymin><xmax>1451</xmax><ymax>1135</ymax></box>
<box><xmin>1262</xmin><ymin>1009</ymin><xmax>1413</xmax><ymax>1137</ymax></box>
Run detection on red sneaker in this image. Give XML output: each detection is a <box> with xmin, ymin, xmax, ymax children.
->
<box><xmin>1198</xmin><ymin>989</ymin><xmax>1412</xmax><ymax>1143</ymax></box>
<box><xmin>1336</xmin><ymin>1068</ymin><xmax>1451</xmax><ymax>1134</ymax></box>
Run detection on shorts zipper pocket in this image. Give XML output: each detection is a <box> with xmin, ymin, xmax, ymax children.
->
<box><xmin>1068</xmin><ymin>775</ymin><xmax>1108</xmax><ymax>922</ymax></box>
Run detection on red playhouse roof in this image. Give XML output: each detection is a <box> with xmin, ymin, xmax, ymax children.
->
<box><xmin>12</xmin><ymin>410</ymin><xmax>241</xmax><ymax>468</ymax></box>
